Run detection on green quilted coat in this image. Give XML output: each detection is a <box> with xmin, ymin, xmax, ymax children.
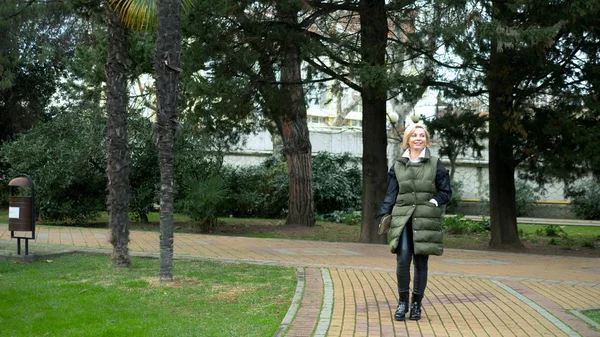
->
<box><xmin>387</xmin><ymin>155</ymin><xmax>444</xmax><ymax>256</ymax></box>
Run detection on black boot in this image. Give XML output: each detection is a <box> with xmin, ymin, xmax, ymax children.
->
<box><xmin>409</xmin><ymin>293</ymin><xmax>423</xmax><ymax>321</ymax></box>
<box><xmin>394</xmin><ymin>292</ymin><xmax>409</xmax><ymax>321</ymax></box>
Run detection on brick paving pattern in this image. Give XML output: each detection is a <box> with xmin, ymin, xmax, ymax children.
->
<box><xmin>1</xmin><ymin>223</ymin><xmax>599</xmax><ymax>336</ymax></box>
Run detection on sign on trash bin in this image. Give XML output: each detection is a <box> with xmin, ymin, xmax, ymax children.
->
<box><xmin>9</xmin><ymin>206</ymin><xmax>20</xmax><ymax>219</ymax></box>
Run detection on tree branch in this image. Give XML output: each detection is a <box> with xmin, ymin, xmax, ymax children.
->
<box><xmin>303</xmin><ymin>57</ymin><xmax>362</xmax><ymax>92</ymax></box>
<box><xmin>424</xmin><ymin>80</ymin><xmax>488</xmax><ymax>97</ymax></box>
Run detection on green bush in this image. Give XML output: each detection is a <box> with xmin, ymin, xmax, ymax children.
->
<box><xmin>311</xmin><ymin>152</ymin><xmax>362</xmax><ymax>215</ymax></box>
<box><xmin>221</xmin><ymin>157</ymin><xmax>289</xmax><ymax>218</ymax></box>
<box><xmin>221</xmin><ymin>153</ymin><xmax>362</xmax><ymax>219</ymax></box>
<box><xmin>442</xmin><ymin>214</ymin><xmax>489</xmax><ymax>235</ymax></box>
<box><xmin>1</xmin><ymin>111</ymin><xmax>107</xmax><ymax>224</ymax></box>
<box><xmin>320</xmin><ymin>210</ymin><xmax>361</xmax><ymax>225</ymax></box>
<box><xmin>446</xmin><ymin>180</ymin><xmax>463</xmax><ymax>214</ymax></box>
<box><xmin>581</xmin><ymin>240</ymin><xmax>596</xmax><ymax>248</ymax></box>
<box><xmin>515</xmin><ymin>180</ymin><xmax>541</xmax><ymax>217</ymax></box>
<box><xmin>476</xmin><ymin>199</ymin><xmax>490</xmax><ymax>216</ymax></box>
<box><xmin>443</xmin><ymin>215</ymin><xmax>472</xmax><ymax>234</ymax></box>
<box><xmin>0</xmin><ymin>110</ymin><xmax>166</xmax><ymax>225</ymax></box>
<box><xmin>535</xmin><ymin>225</ymin><xmax>568</xmax><ymax>238</ymax></box>
<box><xmin>563</xmin><ymin>238</ymin><xmax>575</xmax><ymax>247</ymax></box>
<box><xmin>568</xmin><ymin>180</ymin><xmax>600</xmax><ymax>220</ymax></box>
<box><xmin>178</xmin><ymin>175</ymin><xmax>229</xmax><ymax>232</ymax></box>
<box><xmin>128</xmin><ymin>116</ymin><xmax>160</xmax><ymax>223</ymax></box>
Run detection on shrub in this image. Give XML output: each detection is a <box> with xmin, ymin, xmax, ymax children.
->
<box><xmin>1</xmin><ymin>110</ymin><xmax>168</xmax><ymax>225</ymax></box>
<box><xmin>443</xmin><ymin>215</ymin><xmax>472</xmax><ymax>234</ymax></box>
<box><xmin>568</xmin><ymin>181</ymin><xmax>600</xmax><ymax>220</ymax></box>
<box><xmin>128</xmin><ymin>116</ymin><xmax>160</xmax><ymax>223</ymax></box>
<box><xmin>515</xmin><ymin>180</ymin><xmax>541</xmax><ymax>217</ymax></box>
<box><xmin>442</xmin><ymin>214</ymin><xmax>488</xmax><ymax>235</ymax></box>
<box><xmin>474</xmin><ymin>216</ymin><xmax>491</xmax><ymax>232</ymax></box>
<box><xmin>311</xmin><ymin>152</ymin><xmax>362</xmax><ymax>215</ymax></box>
<box><xmin>563</xmin><ymin>238</ymin><xmax>575</xmax><ymax>247</ymax></box>
<box><xmin>221</xmin><ymin>157</ymin><xmax>289</xmax><ymax>218</ymax></box>
<box><xmin>1</xmin><ymin>111</ymin><xmax>107</xmax><ymax>224</ymax></box>
<box><xmin>581</xmin><ymin>240</ymin><xmax>596</xmax><ymax>248</ymax></box>
<box><xmin>476</xmin><ymin>199</ymin><xmax>490</xmax><ymax>216</ymax></box>
<box><xmin>178</xmin><ymin>175</ymin><xmax>229</xmax><ymax>233</ymax></box>
<box><xmin>446</xmin><ymin>180</ymin><xmax>463</xmax><ymax>214</ymax></box>
<box><xmin>221</xmin><ymin>153</ymin><xmax>362</xmax><ymax>219</ymax></box>
<box><xmin>535</xmin><ymin>225</ymin><xmax>568</xmax><ymax>238</ymax></box>
<box><xmin>320</xmin><ymin>210</ymin><xmax>361</xmax><ymax>226</ymax></box>
<box><xmin>0</xmin><ymin>171</ymin><xmax>8</xmax><ymax>206</ymax></box>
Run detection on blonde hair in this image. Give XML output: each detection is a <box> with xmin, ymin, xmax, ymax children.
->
<box><xmin>402</xmin><ymin>124</ymin><xmax>430</xmax><ymax>151</ymax></box>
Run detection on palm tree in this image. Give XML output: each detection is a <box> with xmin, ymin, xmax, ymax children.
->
<box><xmin>153</xmin><ymin>0</ymin><xmax>182</xmax><ymax>281</ymax></box>
<box><xmin>110</xmin><ymin>0</ymin><xmax>317</xmax><ymax>228</ymax></box>
<box><xmin>105</xmin><ymin>2</ymin><xmax>132</xmax><ymax>267</ymax></box>
<box><xmin>109</xmin><ymin>0</ymin><xmax>186</xmax><ymax>280</ymax></box>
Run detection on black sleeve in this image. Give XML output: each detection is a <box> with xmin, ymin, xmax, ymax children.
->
<box><xmin>378</xmin><ymin>164</ymin><xmax>398</xmax><ymax>223</ymax></box>
<box><xmin>432</xmin><ymin>159</ymin><xmax>452</xmax><ymax>206</ymax></box>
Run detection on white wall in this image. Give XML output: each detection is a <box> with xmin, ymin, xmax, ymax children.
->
<box><xmin>224</xmin><ymin>128</ymin><xmax>570</xmax><ymax>202</ymax></box>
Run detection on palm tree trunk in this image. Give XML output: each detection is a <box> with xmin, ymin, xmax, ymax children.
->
<box><xmin>155</xmin><ymin>0</ymin><xmax>182</xmax><ymax>281</ymax></box>
<box><xmin>105</xmin><ymin>2</ymin><xmax>131</xmax><ymax>267</ymax></box>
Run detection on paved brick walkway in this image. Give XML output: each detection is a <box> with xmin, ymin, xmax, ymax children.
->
<box><xmin>1</xmin><ymin>223</ymin><xmax>599</xmax><ymax>337</ymax></box>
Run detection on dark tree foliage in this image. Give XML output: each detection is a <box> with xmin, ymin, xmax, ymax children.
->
<box><xmin>2</xmin><ymin>110</ymin><xmax>107</xmax><ymax>224</ymax></box>
<box><xmin>415</xmin><ymin>0</ymin><xmax>600</xmax><ymax>249</ymax></box>
<box><xmin>183</xmin><ymin>0</ymin><xmax>316</xmax><ymax>226</ymax></box>
<box><xmin>0</xmin><ymin>1</ymin><xmax>79</xmax><ymax>144</ymax></box>
<box><xmin>0</xmin><ymin>1</ymin><xmax>96</xmax><ymax>205</ymax></box>
<box><xmin>300</xmin><ymin>0</ymin><xmax>434</xmax><ymax>243</ymax></box>
<box><xmin>424</xmin><ymin>110</ymin><xmax>487</xmax><ymax>181</ymax></box>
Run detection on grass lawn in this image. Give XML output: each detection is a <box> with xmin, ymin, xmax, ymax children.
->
<box><xmin>519</xmin><ymin>223</ymin><xmax>600</xmax><ymax>237</ymax></box>
<box><xmin>582</xmin><ymin>309</ymin><xmax>600</xmax><ymax>326</ymax></box>
<box><xmin>0</xmin><ymin>254</ymin><xmax>296</xmax><ymax>337</ymax></box>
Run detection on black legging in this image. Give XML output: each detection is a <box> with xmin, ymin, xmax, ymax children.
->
<box><xmin>396</xmin><ymin>219</ymin><xmax>429</xmax><ymax>296</ymax></box>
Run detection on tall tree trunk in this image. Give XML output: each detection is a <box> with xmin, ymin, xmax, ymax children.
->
<box><xmin>487</xmin><ymin>3</ymin><xmax>524</xmax><ymax>249</ymax></box>
<box><xmin>105</xmin><ymin>3</ymin><xmax>131</xmax><ymax>268</ymax></box>
<box><xmin>359</xmin><ymin>0</ymin><xmax>388</xmax><ymax>244</ymax></box>
<box><xmin>487</xmin><ymin>92</ymin><xmax>524</xmax><ymax>249</ymax></box>
<box><xmin>281</xmin><ymin>116</ymin><xmax>314</xmax><ymax>226</ymax></box>
<box><xmin>278</xmin><ymin>4</ymin><xmax>315</xmax><ymax>227</ymax></box>
<box><xmin>155</xmin><ymin>0</ymin><xmax>182</xmax><ymax>281</ymax></box>
<box><xmin>487</xmin><ymin>130</ymin><xmax>522</xmax><ymax>249</ymax></box>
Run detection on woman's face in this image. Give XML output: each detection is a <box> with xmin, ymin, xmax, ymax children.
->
<box><xmin>408</xmin><ymin>127</ymin><xmax>427</xmax><ymax>153</ymax></box>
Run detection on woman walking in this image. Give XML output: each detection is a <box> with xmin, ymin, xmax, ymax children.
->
<box><xmin>378</xmin><ymin>123</ymin><xmax>452</xmax><ymax>321</ymax></box>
